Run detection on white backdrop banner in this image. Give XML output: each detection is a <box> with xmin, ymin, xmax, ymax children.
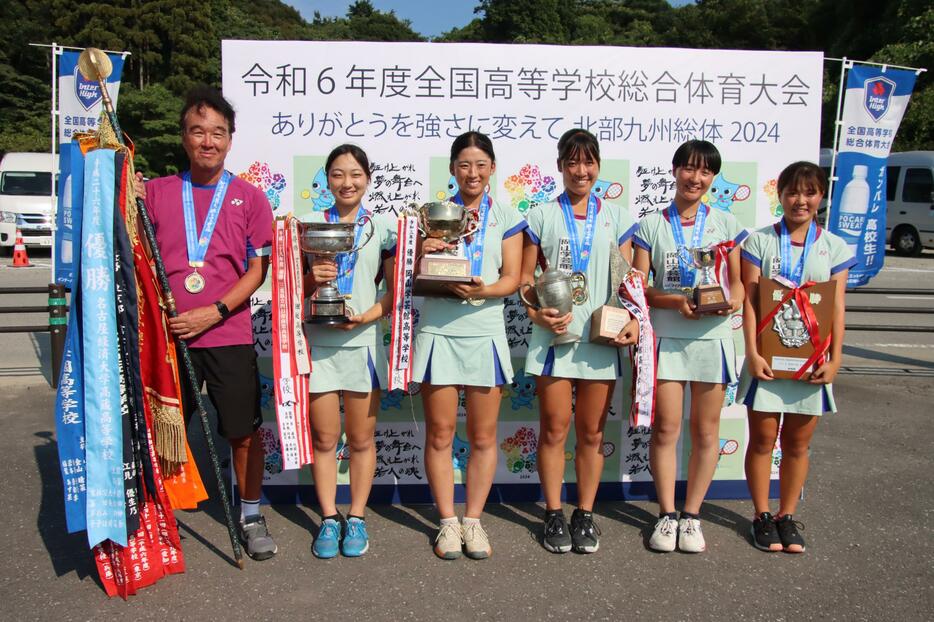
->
<box><xmin>222</xmin><ymin>40</ymin><xmax>823</xmax><ymax>499</ymax></box>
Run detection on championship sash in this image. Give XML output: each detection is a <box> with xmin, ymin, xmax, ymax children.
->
<box><xmin>81</xmin><ymin>149</ymin><xmax>128</xmax><ymax>547</ymax></box>
<box><xmin>389</xmin><ymin>213</ymin><xmax>418</xmax><ymax>391</ymax></box>
<box><xmin>54</xmin><ymin>140</ymin><xmax>87</xmax><ymax>533</ymax></box>
<box><xmin>617</xmin><ymin>270</ymin><xmax>656</xmax><ymax>428</ymax></box>
<box><xmin>271</xmin><ymin>217</ymin><xmax>313</xmax><ymax>470</ymax></box>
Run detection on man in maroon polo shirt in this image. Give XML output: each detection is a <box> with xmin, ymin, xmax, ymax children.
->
<box><xmin>145</xmin><ymin>85</ymin><xmax>276</xmax><ymax>560</ymax></box>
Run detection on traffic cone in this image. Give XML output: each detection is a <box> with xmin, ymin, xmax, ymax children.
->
<box><xmin>11</xmin><ymin>229</ymin><xmax>32</xmax><ymax>267</ymax></box>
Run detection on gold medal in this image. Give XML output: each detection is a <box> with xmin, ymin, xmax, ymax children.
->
<box><xmin>185</xmin><ymin>270</ymin><xmax>205</xmax><ymax>294</ymax></box>
<box><xmin>571</xmin><ymin>287</ymin><xmax>589</xmax><ymax>305</ymax></box>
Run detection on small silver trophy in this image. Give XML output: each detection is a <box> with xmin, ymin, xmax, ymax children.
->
<box><xmin>519</xmin><ymin>265</ymin><xmax>588</xmax><ymax>344</ymax></box>
<box><xmin>300</xmin><ymin>216</ymin><xmax>374</xmax><ymax>324</ymax></box>
<box><xmin>688</xmin><ymin>246</ymin><xmax>730</xmax><ymax>314</ymax></box>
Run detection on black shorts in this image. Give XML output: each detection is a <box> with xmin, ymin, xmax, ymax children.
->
<box><xmin>179</xmin><ymin>344</ymin><xmax>263</xmax><ymax>440</ymax></box>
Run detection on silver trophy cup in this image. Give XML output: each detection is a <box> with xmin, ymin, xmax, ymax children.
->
<box><xmin>519</xmin><ymin>266</ymin><xmax>588</xmax><ymax>344</ymax></box>
<box><xmin>300</xmin><ymin>216</ymin><xmax>374</xmax><ymax>324</ymax></box>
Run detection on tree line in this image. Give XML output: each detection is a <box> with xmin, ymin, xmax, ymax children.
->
<box><xmin>1</xmin><ymin>0</ymin><xmax>930</xmax><ymax>177</ymax></box>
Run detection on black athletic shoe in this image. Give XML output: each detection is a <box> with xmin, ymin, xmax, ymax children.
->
<box><xmin>750</xmin><ymin>512</ymin><xmax>782</xmax><ymax>552</ymax></box>
<box><xmin>542</xmin><ymin>510</ymin><xmax>572</xmax><ymax>553</ymax></box>
<box><xmin>570</xmin><ymin>508</ymin><xmax>601</xmax><ymax>554</ymax></box>
<box><xmin>775</xmin><ymin>514</ymin><xmax>806</xmax><ymax>553</ymax></box>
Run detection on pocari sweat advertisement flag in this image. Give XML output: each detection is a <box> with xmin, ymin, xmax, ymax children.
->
<box><xmin>55</xmin><ymin>48</ymin><xmax>125</xmax><ymax>287</ymax></box>
<box><xmin>828</xmin><ymin>64</ymin><xmax>917</xmax><ymax>288</ymax></box>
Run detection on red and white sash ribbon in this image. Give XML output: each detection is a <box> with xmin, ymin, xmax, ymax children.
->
<box><xmin>389</xmin><ymin>213</ymin><xmax>418</xmax><ymax>391</ymax></box>
<box><xmin>757</xmin><ymin>277</ymin><xmax>831</xmax><ymax>380</ymax></box>
<box><xmin>617</xmin><ymin>270</ymin><xmax>656</xmax><ymax>428</ymax></box>
<box><xmin>271</xmin><ymin>217</ymin><xmax>313</xmax><ymax>470</ymax></box>
<box><xmin>713</xmin><ymin>240</ymin><xmax>735</xmax><ymax>300</ymax></box>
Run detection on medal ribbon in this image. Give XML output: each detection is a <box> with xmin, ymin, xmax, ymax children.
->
<box><xmin>326</xmin><ymin>204</ymin><xmax>368</xmax><ymax>296</ymax></box>
<box><xmin>452</xmin><ymin>193</ymin><xmax>492</xmax><ymax>277</ymax></box>
<box><xmin>558</xmin><ymin>192</ymin><xmax>599</xmax><ymax>275</ymax></box>
<box><xmin>667</xmin><ymin>201</ymin><xmax>708</xmax><ymax>287</ymax></box>
<box><xmin>756</xmin><ymin>279</ymin><xmax>832</xmax><ymax>380</ymax></box>
<box><xmin>181</xmin><ymin>170</ymin><xmax>231</xmax><ymax>269</ymax></box>
<box><xmin>617</xmin><ymin>270</ymin><xmax>656</xmax><ymax>428</ymax></box>
<box><xmin>389</xmin><ymin>213</ymin><xmax>418</xmax><ymax>391</ymax></box>
<box><xmin>271</xmin><ymin>217</ymin><xmax>313</xmax><ymax>470</ymax></box>
<box><xmin>779</xmin><ymin>219</ymin><xmax>817</xmax><ymax>286</ymax></box>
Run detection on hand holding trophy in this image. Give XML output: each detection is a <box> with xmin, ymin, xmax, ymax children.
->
<box><xmin>300</xmin><ymin>215</ymin><xmax>374</xmax><ymax>324</ymax></box>
<box><xmin>411</xmin><ymin>200</ymin><xmax>479</xmax><ymax>298</ymax></box>
<box><xmin>687</xmin><ymin>245</ymin><xmax>731</xmax><ymax>314</ymax></box>
<box><xmin>519</xmin><ymin>264</ymin><xmax>588</xmax><ymax>345</ymax></box>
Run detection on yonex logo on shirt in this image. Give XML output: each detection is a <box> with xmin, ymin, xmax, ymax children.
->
<box><xmin>231</xmin><ymin>198</ymin><xmax>244</xmax><ymax>206</ymax></box>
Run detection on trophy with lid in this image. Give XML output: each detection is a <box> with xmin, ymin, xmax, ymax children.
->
<box><xmin>300</xmin><ymin>216</ymin><xmax>374</xmax><ymax>324</ymax></box>
<box><xmin>519</xmin><ymin>265</ymin><xmax>588</xmax><ymax>345</ymax></box>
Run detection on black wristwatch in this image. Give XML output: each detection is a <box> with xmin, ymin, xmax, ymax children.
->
<box><xmin>214</xmin><ymin>300</ymin><xmax>231</xmax><ymax>319</ymax></box>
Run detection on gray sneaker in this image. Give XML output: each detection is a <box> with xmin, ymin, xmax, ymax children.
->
<box><xmin>238</xmin><ymin>514</ymin><xmax>278</xmax><ymax>561</ymax></box>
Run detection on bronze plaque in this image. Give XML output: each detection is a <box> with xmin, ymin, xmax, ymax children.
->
<box><xmin>757</xmin><ymin>277</ymin><xmax>836</xmax><ymax>380</ymax></box>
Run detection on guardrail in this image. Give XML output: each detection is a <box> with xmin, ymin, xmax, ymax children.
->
<box><xmin>845</xmin><ymin>287</ymin><xmax>934</xmax><ymax>333</ymax></box>
<box><xmin>0</xmin><ymin>284</ymin><xmax>67</xmax><ymax>387</ymax></box>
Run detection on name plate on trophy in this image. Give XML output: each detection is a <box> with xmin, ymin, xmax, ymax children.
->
<box><xmin>757</xmin><ymin>277</ymin><xmax>836</xmax><ymax>380</ymax></box>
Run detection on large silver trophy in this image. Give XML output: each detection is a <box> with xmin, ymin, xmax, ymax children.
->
<box><xmin>519</xmin><ymin>265</ymin><xmax>588</xmax><ymax>344</ymax></box>
<box><xmin>301</xmin><ymin>216</ymin><xmax>374</xmax><ymax>324</ymax></box>
<box><xmin>688</xmin><ymin>245</ymin><xmax>731</xmax><ymax>314</ymax></box>
<box><xmin>412</xmin><ymin>200</ymin><xmax>479</xmax><ymax>298</ymax></box>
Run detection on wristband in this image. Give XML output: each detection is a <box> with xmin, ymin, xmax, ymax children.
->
<box><xmin>214</xmin><ymin>300</ymin><xmax>231</xmax><ymax>319</ymax></box>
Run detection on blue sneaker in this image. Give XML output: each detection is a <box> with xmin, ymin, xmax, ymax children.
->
<box><xmin>313</xmin><ymin>518</ymin><xmax>341</xmax><ymax>559</ymax></box>
<box><xmin>342</xmin><ymin>517</ymin><xmax>369</xmax><ymax>557</ymax></box>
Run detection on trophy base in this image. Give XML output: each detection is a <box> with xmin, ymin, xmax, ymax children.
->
<box><xmin>306</xmin><ymin>314</ymin><xmax>350</xmax><ymax>325</ymax></box>
<box><xmin>552</xmin><ymin>332</ymin><xmax>581</xmax><ymax>345</ymax></box>
<box><xmin>412</xmin><ymin>273</ymin><xmax>475</xmax><ymax>298</ymax></box>
<box><xmin>693</xmin><ymin>285</ymin><xmax>731</xmax><ymax>314</ymax></box>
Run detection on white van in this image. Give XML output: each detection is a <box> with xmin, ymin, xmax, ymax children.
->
<box><xmin>884</xmin><ymin>151</ymin><xmax>934</xmax><ymax>256</ymax></box>
<box><xmin>0</xmin><ymin>152</ymin><xmax>55</xmax><ymax>254</ymax></box>
<box><xmin>819</xmin><ymin>150</ymin><xmax>933</xmax><ymax>256</ymax></box>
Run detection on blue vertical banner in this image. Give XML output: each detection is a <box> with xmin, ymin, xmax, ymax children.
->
<box><xmin>828</xmin><ymin>64</ymin><xmax>917</xmax><ymax>287</ymax></box>
<box><xmin>54</xmin><ymin>48</ymin><xmax>124</xmax><ymax>287</ymax></box>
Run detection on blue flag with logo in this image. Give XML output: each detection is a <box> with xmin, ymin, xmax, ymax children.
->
<box><xmin>54</xmin><ymin>48</ymin><xmax>124</xmax><ymax>287</ymax></box>
<box><xmin>828</xmin><ymin>64</ymin><xmax>917</xmax><ymax>287</ymax></box>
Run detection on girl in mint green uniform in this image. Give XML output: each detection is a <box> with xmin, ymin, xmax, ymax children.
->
<box><xmin>739</xmin><ymin>162</ymin><xmax>854</xmax><ymax>554</ymax></box>
<box><xmin>303</xmin><ymin>144</ymin><xmax>396</xmax><ymax>559</ymax></box>
<box><xmin>521</xmin><ymin>129</ymin><xmax>639</xmax><ymax>555</ymax></box>
<box><xmin>632</xmin><ymin>140</ymin><xmax>745</xmax><ymax>554</ymax></box>
<box><xmin>414</xmin><ymin>132</ymin><xmax>526</xmax><ymax>561</ymax></box>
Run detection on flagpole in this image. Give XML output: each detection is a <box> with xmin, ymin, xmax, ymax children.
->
<box><xmin>76</xmin><ymin>48</ymin><xmax>245</xmax><ymax>570</ymax></box>
<box><xmin>824</xmin><ymin>56</ymin><xmax>851</xmax><ymax>228</ymax></box>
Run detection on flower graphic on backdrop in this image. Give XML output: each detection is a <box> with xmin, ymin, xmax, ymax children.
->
<box><xmin>763</xmin><ymin>178</ymin><xmax>782</xmax><ymax>217</ymax></box>
<box><xmin>238</xmin><ymin>161</ymin><xmax>287</xmax><ymax>210</ymax></box>
<box><xmin>501</xmin><ymin>426</ymin><xmax>538</xmax><ymax>474</ymax></box>
<box><xmin>505</xmin><ymin>164</ymin><xmax>557</xmax><ymax>214</ymax></box>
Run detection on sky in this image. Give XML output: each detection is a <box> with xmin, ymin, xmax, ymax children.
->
<box><xmin>284</xmin><ymin>1</ymin><xmax>694</xmax><ymax>39</ymax></box>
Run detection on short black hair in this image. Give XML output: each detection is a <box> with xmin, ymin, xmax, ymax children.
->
<box><xmin>450</xmin><ymin>131</ymin><xmax>495</xmax><ymax>163</ymax></box>
<box><xmin>325</xmin><ymin>144</ymin><xmax>372</xmax><ymax>179</ymax></box>
<box><xmin>179</xmin><ymin>85</ymin><xmax>236</xmax><ymax>134</ymax></box>
<box><xmin>777</xmin><ymin>161</ymin><xmax>827</xmax><ymax>196</ymax></box>
<box><xmin>557</xmin><ymin>128</ymin><xmax>600</xmax><ymax>166</ymax></box>
<box><xmin>671</xmin><ymin>140</ymin><xmax>721</xmax><ymax>174</ymax></box>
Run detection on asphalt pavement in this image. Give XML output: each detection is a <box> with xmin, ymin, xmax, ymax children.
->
<box><xmin>1</xmin><ymin>249</ymin><xmax>933</xmax><ymax>620</ymax></box>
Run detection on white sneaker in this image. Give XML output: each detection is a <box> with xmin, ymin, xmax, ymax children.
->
<box><xmin>649</xmin><ymin>515</ymin><xmax>678</xmax><ymax>552</ymax></box>
<box><xmin>433</xmin><ymin>520</ymin><xmax>463</xmax><ymax>560</ymax></box>
<box><xmin>678</xmin><ymin>517</ymin><xmax>706</xmax><ymax>553</ymax></box>
<box><xmin>462</xmin><ymin>520</ymin><xmax>491</xmax><ymax>560</ymax></box>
